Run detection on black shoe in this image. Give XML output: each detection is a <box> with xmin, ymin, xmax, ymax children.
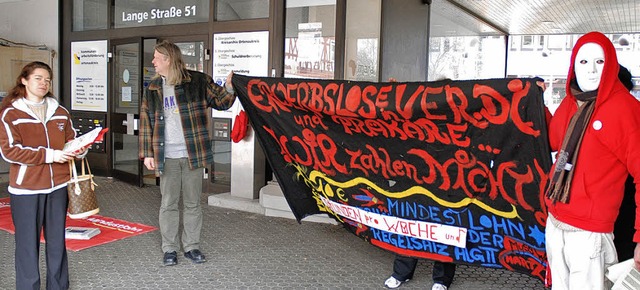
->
<box><xmin>184</xmin><ymin>249</ymin><xmax>206</xmax><ymax>264</ymax></box>
<box><xmin>163</xmin><ymin>251</ymin><xmax>178</xmax><ymax>266</ymax></box>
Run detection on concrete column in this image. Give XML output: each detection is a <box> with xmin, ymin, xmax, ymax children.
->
<box><xmin>208</xmin><ymin>103</ymin><xmax>265</xmax><ymax>214</ymax></box>
<box><xmin>230</xmin><ymin>124</ymin><xmax>265</xmax><ymax>199</ymax></box>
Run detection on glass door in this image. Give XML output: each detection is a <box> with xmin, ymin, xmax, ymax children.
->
<box><xmin>110</xmin><ymin>38</ymin><xmax>156</xmax><ymax>187</ymax></box>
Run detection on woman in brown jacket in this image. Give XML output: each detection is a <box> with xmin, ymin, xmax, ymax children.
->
<box><xmin>0</xmin><ymin>61</ymin><xmax>81</xmax><ymax>290</ymax></box>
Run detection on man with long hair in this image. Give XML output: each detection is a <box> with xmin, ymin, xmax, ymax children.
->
<box><xmin>139</xmin><ymin>40</ymin><xmax>236</xmax><ymax>266</ymax></box>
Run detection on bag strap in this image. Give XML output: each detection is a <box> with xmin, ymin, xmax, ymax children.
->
<box><xmin>68</xmin><ymin>159</ymin><xmax>82</xmax><ymax>196</ymax></box>
<box><xmin>68</xmin><ymin>159</ymin><xmax>73</xmax><ymax>178</ymax></box>
<box><xmin>69</xmin><ymin>159</ymin><xmax>79</xmax><ymax>179</ymax></box>
<box><xmin>68</xmin><ymin>158</ymin><xmax>97</xmax><ymax>194</ymax></box>
<box><xmin>82</xmin><ymin>157</ymin><xmax>97</xmax><ymax>190</ymax></box>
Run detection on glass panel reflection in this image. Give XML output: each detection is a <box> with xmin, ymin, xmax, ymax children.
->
<box><xmin>428</xmin><ymin>0</ymin><xmax>506</xmax><ymax>81</ymax></box>
<box><xmin>285</xmin><ymin>0</ymin><xmax>336</xmax><ymax>79</ymax></box>
<box><xmin>216</xmin><ymin>0</ymin><xmax>269</xmax><ymax>21</ymax></box>
<box><xmin>344</xmin><ymin>0</ymin><xmax>381</xmax><ymax>81</ymax></box>
<box><xmin>73</xmin><ymin>0</ymin><xmax>108</xmax><ymax>31</ymax></box>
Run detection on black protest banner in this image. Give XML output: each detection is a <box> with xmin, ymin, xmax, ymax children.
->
<box><xmin>232</xmin><ymin>74</ymin><xmax>551</xmax><ymax>281</ymax></box>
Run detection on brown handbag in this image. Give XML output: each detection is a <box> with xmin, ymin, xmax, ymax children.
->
<box><xmin>67</xmin><ymin>158</ymin><xmax>99</xmax><ymax>219</ymax></box>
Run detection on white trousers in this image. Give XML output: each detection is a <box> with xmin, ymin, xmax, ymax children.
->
<box><xmin>546</xmin><ymin>216</ymin><xmax>617</xmax><ymax>290</ymax></box>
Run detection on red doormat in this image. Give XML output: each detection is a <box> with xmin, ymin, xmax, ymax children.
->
<box><xmin>0</xmin><ymin>197</ymin><xmax>157</xmax><ymax>251</ymax></box>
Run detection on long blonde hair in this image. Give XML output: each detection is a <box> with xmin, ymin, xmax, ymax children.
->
<box><xmin>154</xmin><ymin>40</ymin><xmax>190</xmax><ymax>85</ymax></box>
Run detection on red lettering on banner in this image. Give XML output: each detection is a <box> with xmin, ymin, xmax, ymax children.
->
<box><xmin>246</xmin><ymin>79</ymin><xmax>290</xmax><ymax>114</ymax></box>
<box><xmin>447</xmin><ymin>86</ymin><xmax>484</xmax><ymax>128</ymax></box>
<box><xmin>423</xmin><ymin>86</ymin><xmax>447</xmax><ymax>120</ymax></box>
<box><xmin>406</xmin><ymin>147</ymin><xmax>541</xmax><ymax>210</ymax></box>
<box><xmin>467</xmin><ymin>163</ymin><xmax>494</xmax><ymax>194</ymax></box>
<box><xmin>307</xmin><ymin>82</ymin><xmax>325</xmax><ymax>113</ymax></box>
<box><xmin>414</xmin><ymin>118</ymin><xmax>452</xmax><ymax>144</ymax></box>
<box><xmin>473</xmin><ymin>84</ymin><xmax>510</xmax><ymax>125</ymax></box>
<box><xmin>534</xmin><ymin>159</ymin><xmax>549</xmax><ymax>225</ymax></box>
<box><xmin>361</xmin><ymin>85</ymin><xmax>378</xmax><ymax>118</ymax></box>
<box><xmin>346</xmin><ymin>145</ymin><xmax>418</xmax><ymax>179</ymax></box>
<box><xmin>406</xmin><ymin>148</ymin><xmax>450</xmax><ymax>187</ymax></box>
<box><xmin>332</xmin><ymin>115</ymin><xmax>458</xmax><ymax>146</ymax></box>
<box><xmin>263</xmin><ymin>126</ymin><xmax>347</xmax><ymax>175</ymax></box>
<box><xmin>339</xmin><ymin>86</ymin><xmax>361</xmax><ymax>117</ymax></box>
<box><xmin>246</xmin><ymin>79</ymin><xmax>540</xmax><ymax>136</ymax></box>
<box><xmin>508</xmin><ymin>80</ymin><xmax>540</xmax><ymax>137</ymax></box>
<box><xmin>499</xmin><ymin>236</ymin><xmax>546</xmax><ymax>280</ymax></box>
<box><xmin>322</xmin><ymin>83</ymin><xmax>340</xmax><ymax>115</ymax></box>
<box><xmin>396</xmin><ymin>85</ymin><xmax>423</xmax><ymax>119</ymax></box>
<box><xmin>498</xmin><ymin>163</ymin><xmax>535</xmax><ymax>211</ymax></box>
<box><xmin>446</xmin><ymin>150</ymin><xmax>480</xmax><ymax>198</ymax></box>
<box><xmin>263</xmin><ymin>126</ymin><xmax>308</xmax><ymax>165</ymax></box>
<box><xmin>293</xmin><ymin>114</ymin><xmax>328</xmax><ymax>130</ymax></box>
<box><xmin>446</xmin><ymin>123</ymin><xmax>470</xmax><ymax>147</ymax></box>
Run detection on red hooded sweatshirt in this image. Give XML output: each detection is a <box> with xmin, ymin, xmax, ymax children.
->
<box><xmin>546</xmin><ymin>31</ymin><xmax>640</xmax><ymax>242</ymax></box>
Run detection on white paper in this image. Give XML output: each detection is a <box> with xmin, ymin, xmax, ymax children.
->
<box><xmin>122</xmin><ymin>86</ymin><xmax>132</xmax><ymax>102</ymax></box>
<box><xmin>63</xmin><ymin>127</ymin><xmax>104</xmax><ymax>153</ymax></box>
<box><xmin>607</xmin><ymin>258</ymin><xmax>640</xmax><ymax>290</ymax></box>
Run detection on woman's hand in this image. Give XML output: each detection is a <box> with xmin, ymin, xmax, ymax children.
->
<box><xmin>53</xmin><ymin>150</ymin><xmax>75</xmax><ymax>163</ymax></box>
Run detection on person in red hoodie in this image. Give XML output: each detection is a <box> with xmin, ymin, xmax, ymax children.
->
<box><xmin>545</xmin><ymin>31</ymin><xmax>640</xmax><ymax>289</ymax></box>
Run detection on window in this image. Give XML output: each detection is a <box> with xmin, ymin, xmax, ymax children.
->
<box><xmin>547</xmin><ymin>35</ymin><xmax>565</xmax><ymax>51</ymax></box>
<box><xmin>537</xmin><ymin>35</ymin><xmax>545</xmax><ymax>50</ymax></box>
<box><xmin>428</xmin><ymin>0</ymin><xmax>506</xmax><ymax>81</ymax></box>
<box><xmin>284</xmin><ymin>0</ymin><xmax>337</xmax><ymax>79</ymax></box>
<box><xmin>344</xmin><ymin>0</ymin><xmax>381</xmax><ymax>81</ymax></box>
<box><xmin>73</xmin><ymin>0</ymin><xmax>108</xmax><ymax>31</ymax></box>
<box><xmin>215</xmin><ymin>0</ymin><xmax>269</xmax><ymax>21</ymax></box>
<box><xmin>521</xmin><ymin>36</ymin><xmax>534</xmax><ymax>50</ymax></box>
<box><xmin>509</xmin><ymin>36</ymin><xmax>520</xmax><ymax>51</ymax></box>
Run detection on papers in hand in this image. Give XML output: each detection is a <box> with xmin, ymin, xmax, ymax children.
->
<box><xmin>65</xmin><ymin>226</ymin><xmax>101</xmax><ymax>240</ymax></box>
<box><xmin>607</xmin><ymin>258</ymin><xmax>640</xmax><ymax>290</ymax></box>
<box><xmin>63</xmin><ymin>127</ymin><xmax>109</xmax><ymax>153</ymax></box>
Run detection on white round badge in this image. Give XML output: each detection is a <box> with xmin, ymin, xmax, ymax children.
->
<box><xmin>123</xmin><ymin>69</ymin><xmax>130</xmax><ymax>84</ymax></box>
<box><xmin>593</xmin><ymin>120</ymin><xmax>603</xmax><ymax>130</ymax></box>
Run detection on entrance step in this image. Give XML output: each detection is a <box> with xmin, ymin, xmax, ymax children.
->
<box><xmin>208</xmin><ymin>192</ymin><xmax>265</xmax><ymax>215</ymax></box>
<box><xmin>259</xmin><ymin>182</ymin><xmax>337</xmax><ymax>225</ymax></box>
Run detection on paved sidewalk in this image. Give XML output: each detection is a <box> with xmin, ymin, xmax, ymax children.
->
<box><xmin>0</xmin><ymin>177</ymin><xmax>545</xmax><ymax>289</ymax></box>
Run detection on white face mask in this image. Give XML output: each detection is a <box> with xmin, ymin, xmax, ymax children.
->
<box><xmin>574</xmin><ymin>43</ymin><xmax>605</xmax><ymax>92</ymax></box>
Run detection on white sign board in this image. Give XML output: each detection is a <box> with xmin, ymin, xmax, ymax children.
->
<box><xmin>71</xmin><ymin>40</ymin><xmax>108</xmax><ymax>112</ymax></box>
<box><xmin>212</xmin><ymin>31</ymin><xmax>269</xmax><ymax>116</ymax></box>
